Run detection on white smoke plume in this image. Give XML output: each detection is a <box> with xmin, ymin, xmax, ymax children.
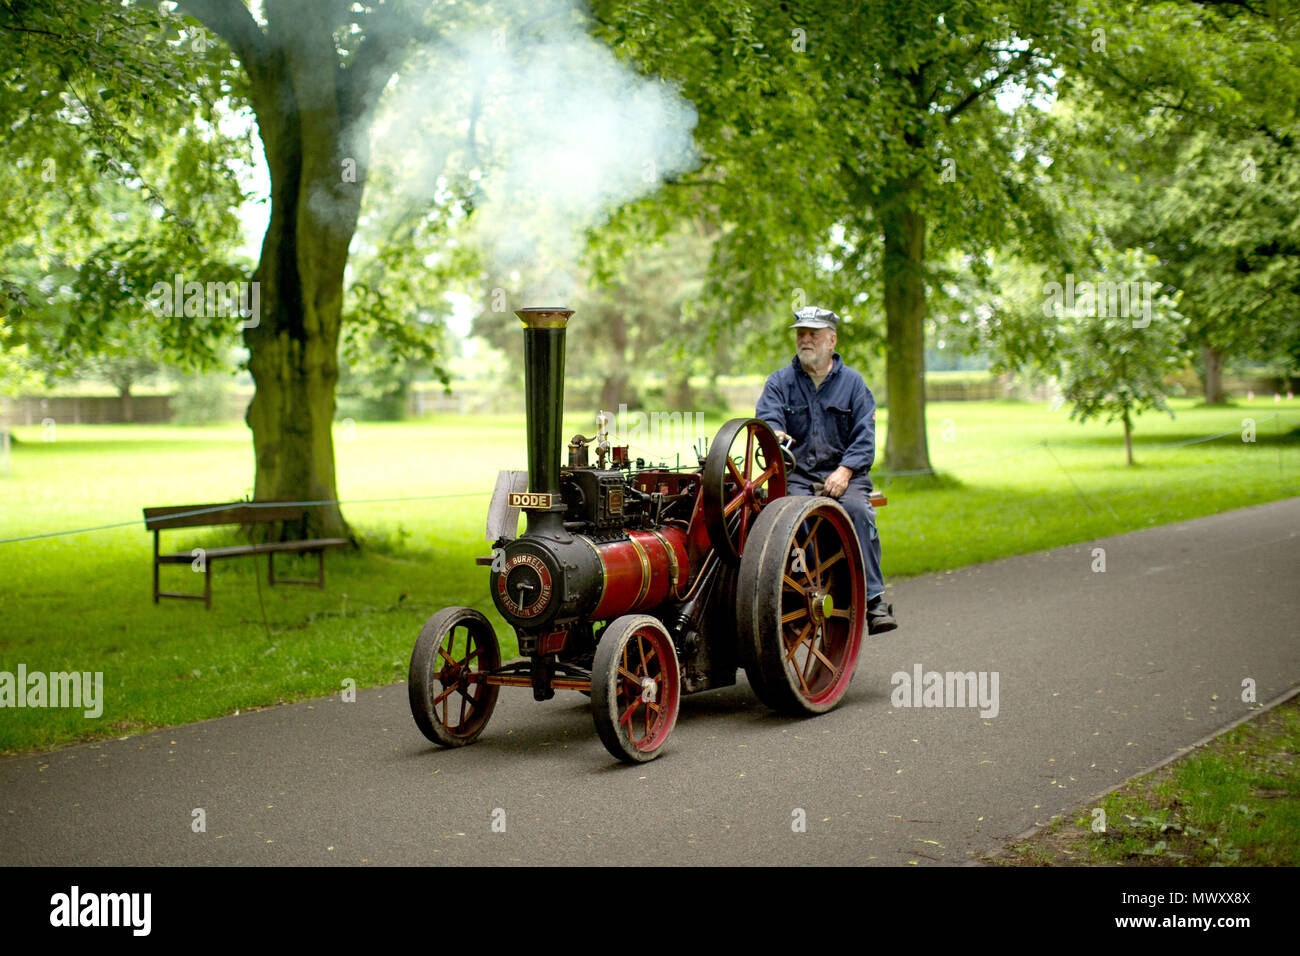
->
<box><xmin>366</xmin><ymin>0</ymin><xmax>700</xmax><ymax>303</ymax></box>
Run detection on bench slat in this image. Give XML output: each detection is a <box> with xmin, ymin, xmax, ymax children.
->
<box><xmin>158</xmin><ymin>539</ymin><xmax>349</xmax><ymax>562</ymax></box>
<box><xmin>143</xmin><ymin>503</ymin><xmax>314</xmax><ymax>530</ymax></box>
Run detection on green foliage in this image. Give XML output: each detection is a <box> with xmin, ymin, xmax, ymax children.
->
<box><xmin>955</xmin><ymin>246</ymin><xmax>1189</xmax><ymax>458</ymax></box>
<box><xmin>0</xmin><ymin>0</ymin><xmax>254</xmax><ymax>375</ymax></box>
<box><xmin>591</xmin><ymin>0</ymin><xmax>1083</xmax><ymax>354</ymax></box>
<box><xmin>931</xmin><ymin>1</ymin><xmax>1300</xmax><ymax>441</ymax></box>
<box><xmin>1053</xmin><ymin>280</ymin><xmax>1188</xmax><ymax>436</ymax></box>
<box><xmin>0</xmin><ymin>315</ymin><xmax>42</xmax><ymax>394</ymax></box>
<box><xmin>1088</xmin><ymin>2</ymin><xmax>1300</xmax><ymax>370</ymax></box>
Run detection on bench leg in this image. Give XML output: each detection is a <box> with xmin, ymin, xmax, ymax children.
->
<box><xmin>153</xmin><ymin>560</ymin><xmax>160</xmax><ymax>604</ymax></box>
<box><xmin>263</xmin><ymin>549</ymin><xmax>332</xmax><ymax>588</ymax></box>
<box><xmin>205</xmin><ymin>563</ymin><xmax>212</xmax><ymax>610</ymax></box>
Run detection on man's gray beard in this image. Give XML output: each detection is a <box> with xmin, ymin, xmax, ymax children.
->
<box><xmin>799</xmin><ymin>352</ymin><xmax>825</xmax><ymax>374</ymax></box>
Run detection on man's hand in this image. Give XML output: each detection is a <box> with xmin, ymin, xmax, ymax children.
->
<box><xmin>823</xmin><ymin>465</ymin><xmax>853</xmax><ymax>498</ymax></box>
<box><xmin>773</xmin><ymin>429</ymin><xmax>792</xmax><ymax>444</ymax></box>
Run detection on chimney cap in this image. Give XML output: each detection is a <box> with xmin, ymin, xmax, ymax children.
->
<box><xmin>516</xmin><ymin>307</ymin><xmax>573</xmax><ymax>329</ymax></box>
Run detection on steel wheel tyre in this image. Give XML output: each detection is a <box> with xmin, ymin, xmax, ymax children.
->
<box><xmin>702</xmin><ymin>418</ymin><xmax>787</xmax><ymax>566</ymax></box>
<box><xmin>737</xmin><ymin>496</ymin><xmax>866</xmax><ymax>715</ymax></box>
<box><xmin>591</xmin><ymin>615</ymin><xmax>681</xmax><ymax>763</ymax></box>
<box><xmin>409</xmin><ymin>606</ymin><xmax>501</xmax><ymax>747</ymax></box>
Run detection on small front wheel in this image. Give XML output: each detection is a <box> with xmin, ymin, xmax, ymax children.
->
<box><xmin>591</xmin><ymin>615</ymin><xmax>681</xmax><ymax>763</ymax></box>
<box><xmin>409</xmin><ymin>606</ymin><xmax>501</xmax><ymax>747</ymax></box>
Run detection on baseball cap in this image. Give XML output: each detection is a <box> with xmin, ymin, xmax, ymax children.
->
<box><xmin>790</xmin><ymin>306</ymin><xmax>840</xmax><ymax>330</ymax></box>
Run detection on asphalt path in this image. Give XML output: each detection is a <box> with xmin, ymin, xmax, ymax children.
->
<box><xmin>2</xmin><ymin>497</ymin><xmax>1298</xmax><ymax>866</ymax></box>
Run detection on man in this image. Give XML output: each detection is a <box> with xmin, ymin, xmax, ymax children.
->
<box><xmin>755</xmin><ymin>305</ymin><xmax>897</xmax><ymax>634</ymax></box>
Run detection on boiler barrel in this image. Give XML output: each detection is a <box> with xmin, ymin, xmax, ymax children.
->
<box><xmin>582</xmin><ymin>527</ymin><xmax>690</xmax><ymax>620</ymax></box>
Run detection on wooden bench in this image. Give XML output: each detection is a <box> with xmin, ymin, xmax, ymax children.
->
<box><xmin>143</xmin><ymin>503</ymin><xmax>349</xmax><ymax>609</ymax></box>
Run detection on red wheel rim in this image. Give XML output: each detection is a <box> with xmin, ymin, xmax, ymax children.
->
<box><xmin>613</xmin><ymin>627</ymin><xmax>679</xmax><ymax>754</ymax></box>
<box><xmin>776</xmin><ymin>506</ymin><xmax>864</xmax><ymax>706</ymax></box>
<box><xmin>719</xmin><ymin>421</ymin><xmax>786</xmax><ymax>556</ymax></box>
<box><xmin>432</xmin><ymin>623</ymin><xmax>493</xmax><ymax>737</ymax></box>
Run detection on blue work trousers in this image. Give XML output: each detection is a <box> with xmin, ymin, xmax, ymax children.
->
<box><xmin>786</xmin><ymin>473</ymin><xmax>884</xmax><ymax>600</ymax></box>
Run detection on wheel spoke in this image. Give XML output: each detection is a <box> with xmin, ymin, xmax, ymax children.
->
<box><xmin>789</xmin><ymin>646</ymin><xmax>813</xmax><ymax>696</ymax></box>
<box><xmin>432</xmin><ymin>684</ymin><xmax>457</xmax><ymax>706</ymax></box>
<box><xmin>797</xmin><ymin>516</ymin><xmax>821</xmax><ymax>557</ymax></box>
<box><xmin>723</xmin><ymin>489</ymin><xmax>747</xmax><ymax>516</ymax></box>
<box><xmin>801</xmin><ymin>628</ymin><xmax>819</xmax><ymax>685</ymax></box>
<box><xmin>809</xmin><ymin>638</ymin><xmax>839</xmax><ymax>677</ymax></box>
<box><xmin>781</xmin><ymin>607</ymin><xmax>808</xmax><ymax>624</ymax></box>
<box><xmin>784</xmin><ymin>621</ymin><xmax>813</xmax><ymax>663</ymax></box>
<box><xmin>751</xmin><ymin>462</ymin><xmax>778</xmax><ymax>494</ymax></box>
<box><xmin>802</xmin><ymin>518</ymin><xmax>823</xmax><ymax>587</ymax></box>
<box><xmin>812</xmin><ymin>549</ymin><xmax>844</xmax><ymax>579</ymax></box>
<box><xmin>725</xmin><ymin>455</ymin><xmax>745</xmax><ymax>486</ymax></box>
<box><xmin>828</xmin><ymin>608</ymin><xmax>851</xmax><ymax>619</ymax></box>
<box><xmin>783</xmin><ymin>573</ymin><xmax>807</xmax><ymax>595</ymax></box>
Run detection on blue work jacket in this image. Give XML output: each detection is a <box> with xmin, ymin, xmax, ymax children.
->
<box><xmin>755</xmin><ymin>353</ymin><xmax>876</xmax><ymax>483</ymax></box>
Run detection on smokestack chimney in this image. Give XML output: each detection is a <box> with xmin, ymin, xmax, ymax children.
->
<box><xmin>515</xmin><ymin>307</ymin><xmax>573</xmax><ymax>536</ymax></box>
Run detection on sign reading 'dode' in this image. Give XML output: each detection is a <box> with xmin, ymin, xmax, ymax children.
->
<box><xmin>508</xmin><ymin>492</ymin><xmax>555</xmax><ymax>509</ymax></box>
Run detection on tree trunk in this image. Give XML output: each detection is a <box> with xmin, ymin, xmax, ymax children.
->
<box><xmin>1202</xmin><ymin>345</ymin><xmax>1225</xmax><ymax>405</ymax></box>
<box><xmin>179</xmin><ymin>0</ymin><xmax>407</xmax><ymax>545</ymax></box>
<box><xmin>667</xmin><ymin>370</ymin><xmax>694</xmax><ymax>411</ymax></box>
<box><xmin>600</xmin><ymin>373</ymin><xmax>633</xmax><ymax>414</ymax></box>
<box><xmin>1123</xmin><ymin>406</ymin><xmax>1134</xmax><ymax>466</ymax></box>
<box><xmin>876</xmin><ymin>190</ymin><xmax>931</xmax><ymax>474</ymax></box>
<box><xmin>118</xmin><ymin>384</ymin><xmax>133</xmax><ymax>423</ymax></box>
<box><xmin>599</xmin><ymin>309</ymin><xmax>632</xmax><ymax>413</ymax></box>
<box><xmin>243</xmin><ymin>55</ymin><xmax>362</xmax><ymax>543</ymax></box>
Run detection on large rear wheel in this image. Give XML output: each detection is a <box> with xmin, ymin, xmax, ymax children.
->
<box><xmin>737</xmin><ymin>496</ymin><xmax>866</xmax><ymax>715</ymax></box>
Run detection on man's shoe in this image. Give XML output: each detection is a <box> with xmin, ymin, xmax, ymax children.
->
<box><xmin>867</xmin><ymin>595</ymin><xmax>897</xmax><ymax>634</ymax></box>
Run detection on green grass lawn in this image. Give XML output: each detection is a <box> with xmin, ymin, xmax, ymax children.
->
<box><xmin>1</xmin><ymin>398</ymin><xmax>1296</xmax><ymax>754</ymax></box>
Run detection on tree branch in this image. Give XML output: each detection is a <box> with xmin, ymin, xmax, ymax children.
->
<box><xmin>337</xmin><ymin>2</ymin><xmax>435</xmax><ymax>126</ymax></box>
<box><xmin>174</xmin><ymin>0</ymin><xmax>268</xmax><ymax>76</ymax></box>
<box><xmin>944</xmin><ymin>48</ymin><xmax>1036</xmax><ymax>123</ymax></box>
<box><xmin>0</xmin><ymin>23</ymin><xmax>64</xmax><ymax>39</ymax></box>
<box><xmin>339</xmin><ymin>30</ymin><xmax>401</xmax><ymax>127</ymax></box>
<box><xmin>1192</xmin><ymin>0</ymin><xmax>1269</xmax><ymax>18</ymax></box>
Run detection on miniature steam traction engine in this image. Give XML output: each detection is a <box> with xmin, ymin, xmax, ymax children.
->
<box><xmin>409</xmin><ymin>307</ymin><xmax>875</xmax><ymax>762</ymax></box>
